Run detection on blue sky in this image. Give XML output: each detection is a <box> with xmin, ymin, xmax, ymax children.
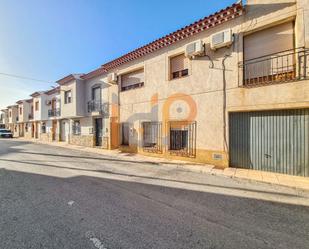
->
<box><xmin>0</xmin><ymin>0</ymin><xmax>235</xmax><ymax>109</ymax></box>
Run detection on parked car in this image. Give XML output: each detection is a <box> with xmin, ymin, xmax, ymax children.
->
<box><xmin>0</xmin><ymin>129</ymin><xmax>13</xmax><ymax>138</ymax></box>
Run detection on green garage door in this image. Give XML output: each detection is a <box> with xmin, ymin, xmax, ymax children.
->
<box><xmin>229</xmin><ymin>109</ymin><xmax>309</xmax><ymax>176</ymax></box>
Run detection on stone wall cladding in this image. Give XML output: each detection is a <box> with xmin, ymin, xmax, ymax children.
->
<box><xmin>40</xmin><ymin>133</ymin><xmax>50</xmax><ymax>142</ymax></box>
<box><xmin>70</xmin><ymin>135</ymin><xmax>94</xmax><ymax>147</ymax></box>
<box><xmin>24</xmin><ymin>132</ymin><xmax>32</xmax><ymax>139</ymax></box>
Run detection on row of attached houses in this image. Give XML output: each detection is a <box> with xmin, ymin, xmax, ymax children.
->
<box><xmin>1</xmin><ymin>0</ymin><xmax>309</xmax><ymax>177</ymax></box>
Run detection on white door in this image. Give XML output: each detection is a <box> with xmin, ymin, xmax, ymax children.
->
<box><xmin>65</xmin><ymin>121</ymin><xmax>70</xmax><ymax>142</ymax></box>
<box><xmin>61</xmin><ymin>121</ymin><xmax>67</xmax><ymax>142</ymax></box>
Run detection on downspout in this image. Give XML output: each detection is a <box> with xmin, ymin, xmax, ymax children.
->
<box><xmin>222</xmin><ymin>54</ymin><xmax>231</xmax><ymax>158</ymax></box>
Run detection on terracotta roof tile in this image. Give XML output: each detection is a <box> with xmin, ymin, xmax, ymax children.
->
<box><xmin>56</xmin><ymin>74</ymin><xmax>84</xmax><ymax>85</ymax></box>
<box><xmin>45</xmin><ymin>86</ymin><xmax>60</xmax><ymax>95</ymax></box>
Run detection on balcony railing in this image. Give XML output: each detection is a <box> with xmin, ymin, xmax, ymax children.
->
<box><xmin>48</xmin><ymin>108</ymin><xmax>61</xmax><ymax>117</ymax></box>
<box><xmin>28</xmin><ymin>113</ymin><xmax>33</xmax><ymax>120</ymax></box>
<box><xmin>239</xmin><ymin>47</ymin><xmax>309</xmax><ymax>87</ymax></box>
<box><xmin>87</xmin><ymin>100</ymin><xmax>109</xmax><ymax>117</ymax></box>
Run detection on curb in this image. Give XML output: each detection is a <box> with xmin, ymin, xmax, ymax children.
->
<box><xmin>15</xmin><ymin>138</ymin><xmax>309</xmax><ymax>194</ymax></box>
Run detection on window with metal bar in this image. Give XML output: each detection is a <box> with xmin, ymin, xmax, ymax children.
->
<box><xmin>168</xmin><ymin>121</ymin><xmax>196</xmax><ymax>157</ymax></box>
<box><xmin>142</xmin><ymin>122</ymin><xmax>162</xmax><ymax>153</ymax></box>
<box><xmin>72</xmin><ymin>120</ymin><xmax>81</xmax><ymax>135</ymax></box>
<box><xmin>41</xmin><ymin>122</ymin><xmax>46</xmax><ymax>133</ymax></box>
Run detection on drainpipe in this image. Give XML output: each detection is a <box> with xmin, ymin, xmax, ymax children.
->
<box><xmin>222</xmin><ymin>54</ymin><xmax>231</xmax><ymax>155</ymax></box>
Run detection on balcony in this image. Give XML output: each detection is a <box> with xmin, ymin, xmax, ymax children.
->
<box><xmin>48</xmin><ymin>108</ymin><xmax>61</xmax><ymax>117</ymax></box>
<box><xmin>87</xmin><ymin>100</ymin><xmax>109</xmax><ymax>117</ymax></box>
<box><xmin>240</xmin><ymin>47</ymin><xmax>309</xmax><ymax>87</ymax></box>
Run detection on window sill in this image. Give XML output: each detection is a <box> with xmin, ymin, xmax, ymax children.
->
<box><xmin>121</xmin><ymin>82</ymin><xmax>144</xmax><ymax>92</ymax></box>
<box><xmin>168</xmin><ymin>74</ymin><xmax>190</xmax><ymax>82</ymax></box>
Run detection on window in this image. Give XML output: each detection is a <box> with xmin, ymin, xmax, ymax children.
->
<box><xmin>243</xmin><ymin>22</ymin><xmax>295</xmax><ymax>85</ymax></box>
<box><xmin>244</xmin><ymin>22</ymin><xmax>294</xmax><ymax>61</ymax></box>
<box><xmin>9</xmin><ymin>111</ymin><xmax>11</xmax><ymax>118</ymax></box>
<box><xmin>92</xmin><ymin>86</ymin><xmax>101</xmax><ymax>101</ymax></box>
<box><xmin>35</xmin><ymin>101</ymin><xmax>39</xmax><ymax>111</ymax></box>
<box><xmin>72</xmin><ymin>120</ymin><xmax>81</xmax><ymax>135</ymax></box>
<box><xmin>64</xmin><ymin>90</ymin><xmax>72</xmax><ymax>104</ymax></box>
<box><xmin>41</xmin><ymin>122</ymin><xmax>46</xmax><ymax>133</ymax></box>
<box><xmin>19</xmin><ymin>107</ymin><xmax>22</xmax><ymax>115</ymax></box>
<box><xmin>168</xmin><ymin>121</ymin><xmax>196</xmax><ymax>157</ymax></box>
<box><xmin>121</xmin><ymin>69</ymin><xmax>144</xmax><ymax>91</ymax></box>
<box><xmin>142</xmin><ymin>122</ymin><xmax>162</xmax><ymax>153</ymax></box>
<box><xmin>121</xmin><ymin>123</ymin><xmax>130</xmax><ymax>145</ymax></box>
<box><xmin>170</xmin><ymin>54</ymin><xmax>189</xmax><ymax>80</ymax></box>
<box><xmin>25</xmin><ymin>123</ymin><xmax>28</xmax><ymax>132</ymax></box>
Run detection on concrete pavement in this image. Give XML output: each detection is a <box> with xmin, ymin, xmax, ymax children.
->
<box><xmin>19</xmin><ymin>137</ymin><xmax>309</xmax><ymax>192</ymax></box>
<box><xmin>0</xmin><ymin>139</ymin><xmax>309</xmax><ymax>249</ymax></box>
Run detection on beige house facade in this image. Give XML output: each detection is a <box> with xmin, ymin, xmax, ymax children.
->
<box><xmin>2</xmin><ymin>0</ymin><xmax>309</xmax><ymax>177</ymax></box>
<box><xmin>7</xmin><ymin>105</ymin><xmax>18</xmax><ymax>136</ymax></box>
<box><xmin>16</xmin><ymin>99</ymin><xmax>32</xmax><ymax>138</ymax></box>
<box><xmin>80</xmin><ymin>0</ymin><xmax>309</xmax><ymax>176</ymax></box>
<box><xmin>0</xmin><ymin>109</ymin><xmax>9</xmax><ymax>128</ymax></box>
<box><xmin>56</xmin><ymin>73</ymin><xmax>112</xmax><ymax>148</ymax></box>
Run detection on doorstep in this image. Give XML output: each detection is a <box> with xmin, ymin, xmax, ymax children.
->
<box><xmin>16</xmin><ymin>137</ymin><xmax>309</xmax><ymax>192</ymax></box>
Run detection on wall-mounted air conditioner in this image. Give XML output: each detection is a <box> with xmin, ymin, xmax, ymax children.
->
<box><xmin>210</xmin><ymin>29</ymin><xmax>233</xmax><ymax>50</ymax></box>
<box><xmin>185</xmin><ymin>40</ymin><xmax>204</xmax><ymax>59</ymax></box>
<box><xmin>107</xmin><ymin>73</ymin><xmax>118</xmax><ymax>84</ymax></box>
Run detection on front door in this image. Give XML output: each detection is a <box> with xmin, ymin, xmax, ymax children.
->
<box><xmin>60</xmin><ymin>120</ymin><xmax>68</xmax><ymax>142</ymax></box>
<box><xmin>35</xmin><ymin>122</ymin><xmax>39</xmax><ymax>139</ymax></box>
<box><xmin>31</xmin><ymin>123</ymin><xmax>34</xmax><ymax>138</ymax></box>
<box><xmin>95</xmin><ymin>118</ymin><xmax>103</xmax><ymax>146</ymax></box>
<box><xmin>52</xmin><ymin>120</ymin><xmax>57</xmax><ymax>141</ymax></box>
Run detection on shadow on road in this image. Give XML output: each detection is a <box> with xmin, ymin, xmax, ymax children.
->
<box><xmin>0</xmin><ymin>157</ymin><xmax>302</xmax><ymax>198</ymax></box>
<box><xmin>0</xmin><ymin>168</ymin><xmax>308</xmax><ymax>249</ymax></box>
<box><xmin>17</xmin><ymin>150</ymin><xmax>172</xmax><ymax>165</ymax></box>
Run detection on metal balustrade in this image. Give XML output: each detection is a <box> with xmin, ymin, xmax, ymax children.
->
<box><xmin>87</xmin><ymin>101</ymin><xmax>109</xmax><ymax>117</ymax></box>
<box><xmin>48</xmin><ymin>108</ymin><xmax>61</xmax><ymax>117</ymax></box>
<box><xmin>239</xmin><ymin>47</ymin><xmax>309</xmax><ymax>87</ymax></box>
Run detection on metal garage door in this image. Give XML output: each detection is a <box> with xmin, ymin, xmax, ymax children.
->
<box><xmin>229</xmin><ymin>109</ymin><xmax>309</xmax><ymax>176</ymax></box>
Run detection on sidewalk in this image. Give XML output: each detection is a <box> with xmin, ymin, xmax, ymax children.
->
<box><xmin>18</xmin><ymin>138</ymin><xmax>309</xmax><ymax>192</ymax></box>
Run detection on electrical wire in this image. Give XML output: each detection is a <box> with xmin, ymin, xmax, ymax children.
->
<box><xmin>0</xmin><ymin>72</ymin><xmax>56</xmax><ymax>84</ymax></box>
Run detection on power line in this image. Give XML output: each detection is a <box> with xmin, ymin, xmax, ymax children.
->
<box><xmin>0</xmin><ymin>72</ymin><xmax>56</xmax><ymax>84</ymax></box>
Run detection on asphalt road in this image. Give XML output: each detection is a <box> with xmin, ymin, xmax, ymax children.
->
<box><xmin>0</xmin><ymin>139</ymin><xmax>308</xmax><ymax>249</ymax></box>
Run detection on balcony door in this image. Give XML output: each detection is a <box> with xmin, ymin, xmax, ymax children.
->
<box><xmin>243</xmin><ymin>21</ymin><xmax>295</xmax><ymax>83</ymax></box>
<box><xmin>51</xmin><ymin>99</ymin><xmax>56</xmax><ymax>111</ymax></box>
<box><xmin>92</xmin><ymin>86</ymin><xmax>101</xmax><ymax>102</ymax></box>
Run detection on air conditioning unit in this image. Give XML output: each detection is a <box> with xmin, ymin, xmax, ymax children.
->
<box><xmin>185</xmin><ymin>40</ymin><xmax>204</xmax><ymax>59</ymax></box>
<box><xmin>210</xmin><ymin>29</ymin><xmax>233</xmax><ymax>50</ymax></box>
<box><xmin>45</xmin><ymin>100</ymin><xmax>51</xmax><ymax>105</ymax></box>
<box><xmin>107</xmin><ymin>73</ymin><xmax>118</xmax><ymax>84</ymax></box>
